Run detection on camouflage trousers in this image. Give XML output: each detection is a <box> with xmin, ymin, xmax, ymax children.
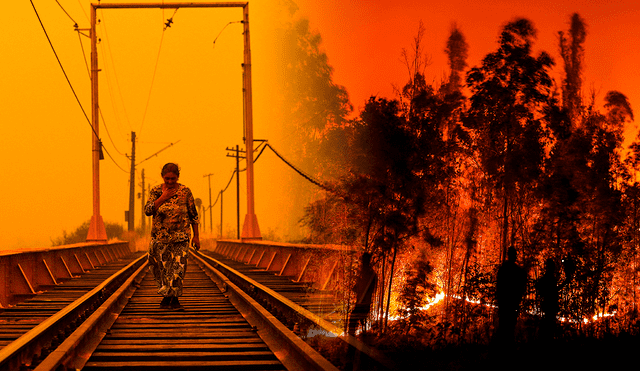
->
<box><xmin>148</xmin><ymin>239</ymin><xmax>189</xmax><ymax>297</ymax></box>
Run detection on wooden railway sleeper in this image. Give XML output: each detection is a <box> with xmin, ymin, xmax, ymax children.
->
<box><xmin>32</xmin><ymin>257</ymin><xmax>148</xmax><ymax>371</ymax></box>
<box><xmin>193</xmin><ymin>249</ymin><xmax>398</xmax><ymax>371</ymax></box>
<box><xmin>4</xmin><ymin>248</ymin><xmax>388</xmax><ymax>371</ymax></box>
<box><xmin>190</xmin><ymin>250</ymin><xmax>339</xmax><ymax>371</ymax></box>
<box><xmin>0</xmin><ymin>255</ymin><xmax>146</xmax><ymax>371</ymax></box>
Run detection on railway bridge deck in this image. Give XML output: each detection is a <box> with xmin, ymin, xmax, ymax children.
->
<box><xmin>0</xmin><ymin>239</ymin><xmax>392</xmax><ymax>371</ymax></box>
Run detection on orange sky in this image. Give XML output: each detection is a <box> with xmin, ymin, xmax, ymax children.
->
<box><xmin>294</xmin><ymin>0</ymin><xmax>639</xmax><ymax>116</ymax></box>
<box><xmin>2</xmin><ymin>0</ymin><xmax>638</xmax><ymax>250</ymax></box>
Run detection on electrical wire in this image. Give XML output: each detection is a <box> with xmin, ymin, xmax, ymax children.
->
<box><xmin>222</xmin><ymin>170</ymin><xmax>237</xmax><ymax>193</ymax></box>
<box><xmin>31</xmin><ymin>0</ymin><xmax>94</xmax><ymax>136</ymax></box>
<box><xmin>77</xmin><ymin>31</ymin><xmax>90</xmax><ymax>76</ymax></box>
<box><xmin>212</xmin><ymin>139</ymin><xmax>335</xmax><ymax>217</ymax></box>
<box><xmin>139</xmin><ymin>9</ymin><xmax>177</xmax><ymax>135</ymax></box>
<box><xmin>138</xmin><ymin>30</ymin><xmax>165</xmax><ymax>135</ymax></box>
<box><xmin>215</xmin><ymin>141</ymin><xmax>262</xmax><ymax>208</ymax></box>
<box><xmin>226</xmin><ymin>140</ymin><xmax>333</xmax><ymax>191</ymax></box>
<box><xmin>102</xmin><ymin>142</ymin><xmax>129</xmax><ymax>173</ymax></box>
<box><xmin>100</xmin><ymin>108</ymin><xmax>126</xmax><ymax>156</ymax></box>
<box><xmin>237</xmin><ymin>141</ymin><xmax>268</xmax><ymax>172</ymax></box>
<box><xmin>99</xmin><ymin>12</ymin><xmax>133</xmax><ymax>138</ymax></box>
<box><xmin>29</xmin><ymin>0</ymin><xmax>128</xmax><ymax>174</ymax></box>
<box><xmin>75</xmin><ymin>0</ymin><xmax>90</xmax><ymax>22</ymax></box>
<box><xmin>212</xmin><ymin>21</ymin><xmax>242</xmax><ymax>48</ymax></box>
<box><xmin>77</xmin><ymin>13</ymin><xmax>127</xmax><ymax>156</ymax></box>
<box><xmin>253</xmin><ymin>141</ymin><xmax>269</xmax><ymax>163</ymax></box>
<box><xmin>266</xmin><ymin>143</ymin><xmax>334</xmax><ymax>192</ymax></box>
<box><xmin>211</xmin><ymin>20</ymin><xmax>245</xmax><ymax>140</ymax></box>
<box><xmin>212</xmin><ymin>168</ymin><xmax>238</xmax><ymax>209</ymax></box>
<box><xmin>55</xmin><ymin>0</ymin><xmax>78</xmax><ymax>27</ymax></box>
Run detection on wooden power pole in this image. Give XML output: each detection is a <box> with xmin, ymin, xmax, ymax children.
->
<box><xmin>128</xmin><ymin>131</ymin><xmax>136</xmax><ymax>232</ymax></box>
<box><xmin>140</xmin><ymin>168</ymin><xmax>146</xmax><ymax>232</ymax></box>
<box><xmin>203</xmin><ymin>173</ymin><xmax>214</xmax><ymax>234</ymax></box>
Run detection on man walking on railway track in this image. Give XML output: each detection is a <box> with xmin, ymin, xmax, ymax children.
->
<box><xmin>145</xmin><ymin>162</ymin><xmax>200</xmax><ymax>311</ymax></box>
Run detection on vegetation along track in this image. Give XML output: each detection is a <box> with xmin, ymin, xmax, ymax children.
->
<box><xmin>0</xmin><ymin>249</ymin><xmax>339</xmax><ymax>371</ymax></box>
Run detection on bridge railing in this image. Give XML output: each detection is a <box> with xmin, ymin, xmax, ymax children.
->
<box><xmin>0</xmin><ymin>241</ymin><xmax>131</xmax><ymax>308</ymax></box>
<box><xmin>211</xmin><ymin>240</ymin><xmax>357</xmax><ymax>291</ymax></box>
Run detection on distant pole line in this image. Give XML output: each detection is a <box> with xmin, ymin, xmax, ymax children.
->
<box><xmin>226</xmin><ymin>145</ymin><xmax>246</xmax><ymax>239</ymax></box>
<box><xmin>204</xmin><ymin>173</ymin><xmax>215</xmax><ymax>233</ymax></box>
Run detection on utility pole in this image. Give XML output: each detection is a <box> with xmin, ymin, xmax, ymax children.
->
<box><xmin>140</xmin><ymin>168</ymin><xmax>145</xmax><ymax>232</ymax></box>
<box><xmin>202</xmin><ymin>205</ymin><xmax>206</xmax><ymax>234</ymax></box>
<box><xmin>128</xmin><ymin>131</ymin><xmax>136</xmax><ymax>232</ymax></box>
<box><xmin>240</xmin><ymin>4</ymin><xmax>262</xmax><ymax>240</ymax></box>
<box><xmin>86</xmin><ymin>4</ymin><xmax>107</xmax><ymax>242</ymax></box>
<box><xmin>194</xmin><ymin>198</ymin><xmax>203</xmax><ymax>232</ymax></box>
<box><xmin>220</xmin><ymin>190</ymin><xmax>223</xmax><ymax>238</ymax></box>
<box><xmin>203</xmin><ymin>173</ymin><xmax>214</xmax><ymax>234</ymax></box>
<box><xmin>147</xmin><ymin>183</ymin><xmax>151</xmax><ymax>229</ymax></box>
<box><xmin>226</xmin><ymin>145</ymin><xmax>245</xmax><ymax>239</ymax></box>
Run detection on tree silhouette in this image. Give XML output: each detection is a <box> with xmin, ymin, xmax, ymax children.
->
<box><xmin>464</xmin><ymin>18</ymin><xmax>554</xmax><ymax>260</ymax></box>
<box><xmin>559</xmin><ymin>13</ymin><xmax>587</xmax><ymax>124</ymax></box>
<box><xmin>271</xmin><ymin>14</ymin><xmax>352</xmax><ymax>238</ymax></box>
<box><xmin>444</xmin><ymin>23</ymin><xmax>469</xmax><ymax>95</ymax></box>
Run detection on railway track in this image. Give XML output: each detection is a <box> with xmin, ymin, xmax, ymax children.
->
<box><xmin>0</xmin><ymin>249</ymin><xmax>340</xmax><ymax>371</ymax></box>
<box><xmin>0</xmin><ymin>252</ymin><xmax>146</xmax><ymax>349</ymax></box>
<box><xmin>199</xmin><ymin>250</ymin><xmax>341</xmax><ymax>323</ymax></box>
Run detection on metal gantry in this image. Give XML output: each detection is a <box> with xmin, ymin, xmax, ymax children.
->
<box><xmin>86</xmin><ymin>2</ymin><xmax>262</xmax><ymax>241</ymax></box>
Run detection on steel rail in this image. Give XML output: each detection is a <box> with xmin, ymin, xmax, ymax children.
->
<box><xmin>3</xmin><ymin>247</ymin><xmax>392</xmax><ymax>370</ymax></box>
<box><xmin>0</xmin><ymin>254</ymin><xmax>146</xmax><ymax>371</ymax></box>
<box><xmin>190</xmin><ymin>249</ymin><xmax>339</xmax><ymax>371</ymax></box>
<box><xmin>34</xmin><ymin>258</ymin><xmax>148</xmax><ymax>370</ymax></box>
<box><xmin>192</xmin><ymin>249</ymin><xmax>397</xmax><ymax>371</ymax></box>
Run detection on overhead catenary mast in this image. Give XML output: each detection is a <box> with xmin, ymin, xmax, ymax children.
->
<box><xmin>87</xmin><ymin>2</ymin><xmax>261</xmax><ymax>241</ymax></box>
<box><xmin>239</xmin><ymin>4</ymin><xmax>261</xmax><ymax>240</ymax></box>
<box><xmin>86</xmin><ymin>4</ymin><xmax>107</xmax><ymax>242</ymax></box>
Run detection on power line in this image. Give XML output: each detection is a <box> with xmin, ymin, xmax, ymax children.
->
<box><xmin>29</xmin><ymin>0</ymin><xmax>128</xmax><ymax>174</ymax></box>
<box><xmin>99</xmin><ymin>11</ymin><xmax>133</xmax><ymax>137</ymax></box>
<box><xmin>213</xmin><ymin>139</ymin><xmax>334</xmax><ymax>218</ymax></box>
<box><xmin>55</xmin><ymin>0</ymin><xmax>78</xmax><ymax>27</ymax></box>
<box><xmin>74</xmin><ymin>0</ymin><xmax>90</xmax><ymax>22</ymax></box>
<box><xmin>77</xmin><ymin>31</ymin><xmax>90</xmax><ymax>76</ymax></box>
<box><xmin>212</xmin><ymin>20</ymin><xmax>243</xmax><ymax>48</ymax></box>
<box><xmin>140</xmin><ymin>9</ymin><xmax>177</xmax><ymax>135</ymax></box>
<box><xmin>222</xmin><ymin>170</ymin><xmax>237</xmax><ymax>193</ymax></box>
<box><xmin>237</xmin><ymin>141</ymin><xmax>268</xmax><ymax>172</ymax></box>
<box><xmin>138</xmin><ymin>31</ymin><xmax>165</xmax><ymax>135</ymax></box>
<box><xmin>30</xmin><ymin>0</ymin><xmax>95</xmax><ymax>137</ymax></box>
<box><xmin>100</xmin><ymin>108</ymin><xmax>126</xmax><ymax>156</ymax></box>
<box><xmin>136</xmin><ymin>140</ymin><xmax>181</xmax><ymax>166</ymax></box>
<box><xmin>77</xmin><ymin>19</ymin><xmax>127</xmax><ymax>157</ymax></box>
<box><xmin>266</xmin><ymin>143</ymin><xmax>333</xmax><ymax>192</ymax></box>
<box><xmin>211</xmin><ymin>169</ymin><xmax>237</xmax><ymax>210</ymax></box>
<box><xmin>102</xmin><ymin>141</ymin><xmax>129</xmax><ymax>173</ymax></box>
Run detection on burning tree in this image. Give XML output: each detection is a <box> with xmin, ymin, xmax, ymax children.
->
<box><xmin>301</xmin><ymin>13</ymin><xmax>639</xmax><ymax>357</ymax></box>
